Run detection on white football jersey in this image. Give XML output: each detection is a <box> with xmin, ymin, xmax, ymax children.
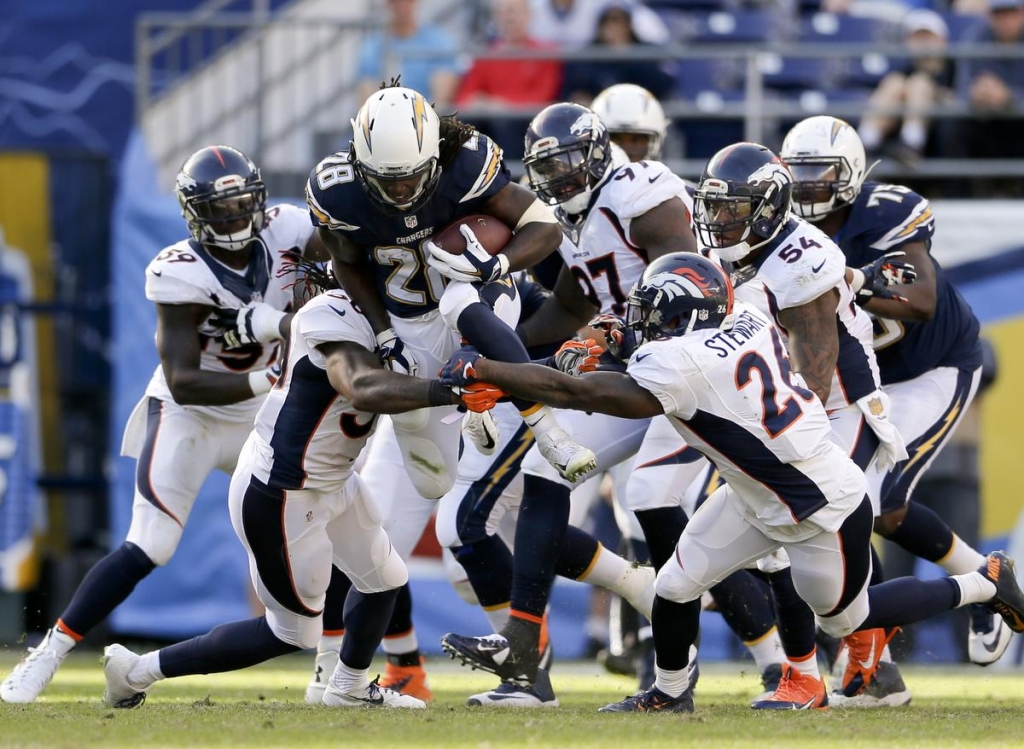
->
<box><xmin>248</xmin><ymin>290</ymin><xmax>380</xmax><ymax>490</ymax></box>
<box><xmin>628</xmin><ymin>302</ymin><xmax>862</xmax><ymax>535</ymax></box>
<box><xmin>560</xmin><ymin>159</ymin><xmax>694</xmax><ymax>317</ymax></box>
<box><xmin>142</xmin><ymin>203</ymin><xmax>314</xmax><ymax>418</ymax></box>
<box><xmin>725</xmin><ymin>217</ymin><xmax>879</xmax><ymax>413</ymax></box>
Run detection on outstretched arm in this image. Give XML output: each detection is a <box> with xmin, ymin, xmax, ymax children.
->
<box><xmin>471</xmin><ymin>358</ymin><xmax>664</xmax><ymax>420</ymax></box>
<box><xmin>321</xmin><ymin>341</ymin><xmax>456</xmax><ymax>413</ymax></box>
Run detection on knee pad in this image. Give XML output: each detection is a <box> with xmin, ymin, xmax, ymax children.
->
<box><xmin>654</xmin><ymin>559</ymin><xmax>705</xmax><ymax>605</ymax></box>
<box><xmin>125</xmin><ymin>508</ymin><xmax>183</xmax><ymax>567</ymax></box>
<box><xmin>438</xmin><ymin>282</ymin><xmax>482</xmax><ymax>333</ymax></box>
<box><xmin>266</xmin><ymin>609</ymin><xmax>323</xmax><ymax>650</ymax></box>
<box><xmin>356</xmin><ymin>537</ymin><xmax>409</xmax><ymax>594</ymax></box>
<box><xmin>815</xmin><ymin>589</ymin><xmax>870</xmax><ymax>639</ymax></box>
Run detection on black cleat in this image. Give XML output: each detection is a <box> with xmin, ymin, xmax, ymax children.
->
<box><xmin>598</xmin><ymin>686</ymin><xmax>694</xmax><ymax>714</ymax></box>
<box><xmin>440</xmin><ymin>632</ymin><xmax>537</xmax><ymax>682</ymax></box>
<box><xmin>980</xmin><ymin>551</ymin><xmax>1024</xmax><ymax>633</ymax></box>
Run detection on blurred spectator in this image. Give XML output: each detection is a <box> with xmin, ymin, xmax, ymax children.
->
<box><xmin>948</xmin><ymin>0</ymin><xmax>1024</xmax><ymax>169</ymax></box>
<box><xmin>560</xmin><ymin>1</ymin><xmax>674</xmax><ymax>103</ymax></box>
<box><xmin>857</xmin><ymin>9</ymin><xmax>953</xmax><ymax>163</ymax></box>
<box><xmin>529</xmin><ymin>0</ymin><xmax>670</xmax><ymax>49</ymax></box>
<box><xmin>356</xmin><ymin>0</ymin><xmax>460</xmax><ymax>109</ymax></box>
<box><xmin>456</xmin><ymin>0</ymin><xmax>563</xmax><ymax>156</ymax></box>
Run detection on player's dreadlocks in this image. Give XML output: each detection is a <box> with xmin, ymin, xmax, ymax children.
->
<box><xmin>276</xmin><ymin>250</ymin><xmax>339</xmax><ymax>307</ymax></box>
<box><xmin>376</xmin><ymin>76</ymin><xmax>478</xmax><ymax>170</ymax></box>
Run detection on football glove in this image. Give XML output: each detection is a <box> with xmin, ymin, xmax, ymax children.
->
<box><xmin>849</xmin><ymin>251</ymin><xmax>918</xmax><ymax>305</ymax></box>
<box><xmin>425</xmin><ymin>225</ymin><xmax>510</xmax><ymax>284</ymax></box>
<box><xmin>209</xmin><ymin>302</ymin><xmax>287</xmax><ymax>349</ymax></box>
<box><xmin>439</xmin><ymin>345</ymin><xmax>483</xmax><ymax>389</ymax></box>
<box><xmin>247</xmin><ymin>362</ymin><xmax>281</xmax><ymax>396</ymax></box>
<box><xmin>462</xmin><ymin>404</ymin><xmax>502</xmax><ymax>452</ymax></box>
<box><xmin>458</xmin><ymin>383</ymin><xmax>507</xmax><ymax>414</ymax></box>
<box><xmin>376</xmin><ymin>328</ymin><xmax>418</xmax><ymax>377</ymax></box>
<box><xmin>553</xmin><ymin>338</ymin><xmax>603</xmax><ymax>377</ymax></box>
<box><xmin>587</xmin><ymin>312</ymin><xmax>638</xmax><ymax>362</ymax></box>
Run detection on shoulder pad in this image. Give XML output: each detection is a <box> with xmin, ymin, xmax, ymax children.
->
<box><xmin>602</xmin><ymin>161</ymin><xmax>690</xmax><ymax>221</ymax></box>
<box><xmin>454</xmin><ymin>133</ymin><xmax>510</xmax><ymax>204</ymax></box>
<box><xmin>145</xmin><ymin>241</ymin><xmax>218</xmax><ymax>306</ymax></box>
<box><xmin>296</xmin><ymin>291</ymin><xmax>376</xmax><ymax>354</ymax></box>
<box><xmin>858</xmin><ymin>182</ymin><xmax>935</xmax><ymax>251</ymax></box>
<box><xmin>306</xmin><ymin>152</ymin><xmax>364</xmax><ymax>232</ymax></box>
<box><xmin>762</xmin><ymin>223</ymin><xmax>846</xmax><ymax>309</ymax></box>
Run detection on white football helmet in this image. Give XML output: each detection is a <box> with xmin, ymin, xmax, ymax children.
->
<box><xmin>591</xmin><ymin>84</ymin><xmax>668</xmax><ymax>161</ymax></box>
<box><xmin>350</xmin><ymin>87</ymin><xmax>442</xmax><ymax>214</ymax></box>
<box><xmin>779</xmin><ymin>116</ymin><xmax>867</xmax><ymax>223</ymax></box>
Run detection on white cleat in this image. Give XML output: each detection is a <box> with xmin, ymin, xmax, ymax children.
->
<box><xmin>0</xmin><ymin>628</ymin><xmax>73</xmax><ymax>704</ymax></box>
<box><xmin>535</xmin><ymin>427</ymin><xmax>597</xmax><ymax>483</ymax></box>
<box><xmin>102</xmin><ymin>644</ymin><xmax>146</xmax><ymax>708</ymax></box>
<box><xmin>968</xmin><ymin>605</ymin><xmax>1014</xmax><ymax>666</ymax></box>
<box><xmin>463</xmin><ymin>409</ymin><xmax>500</xmax><ymax>455</ymax></box>
<box><xmin>322</xmin><ymin>676</ymin><xmax>426</xmax><ymax>709</ymax></box>
<box><xmin>305</xmin><ymin>649</ymin><xmax>340</xmax><ymax>705</ymax></box>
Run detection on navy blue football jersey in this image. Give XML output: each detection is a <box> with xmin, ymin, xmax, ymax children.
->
<box><xmin>306</xmin><ymin>133</ymin><xmax>510</xmax><ymax>318</ymax></box>
<box><xmin>833</xmin><ymin>181</ymin><xmax>982</xmax><ymax>384</ymax></box>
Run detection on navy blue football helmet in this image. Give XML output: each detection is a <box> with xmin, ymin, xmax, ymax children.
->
<box><xmin>693</xmin><ymin>142</ymin><xmax>792</xmax><ymax>263</ymax></box>
<box><xmin>626</xmin><ymin>253</ymin><xmax>734</xmax><ymax>342</ymax></box>
<box><xmin>175</xmin><ymin>145</ymin><xmax>266</xmax><ymax>251</ymax></box>
<box><xmin>523</xmin><ymin>103</ymin><xmax>613</xmax><ymax>216</ymax></box>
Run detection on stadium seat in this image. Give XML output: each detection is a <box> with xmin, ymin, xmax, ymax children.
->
<box><xmin>673</xmin><ymin>57</ymin><xmax>745</xmax><ymax>101</ymax></box>
<box><xmin>798</xmin><ymin>13</ymin><xmax>896</xmax><ymax>90</ymax></box>
<box><xmin>759</xmin><ymin>52</ymin><xmax>831</xmax><ymax>92</ymax></box>
<box><xmin>690</xmin><ymin>11</ymin><xmax>775</xmax><ymax>44</ymax></box>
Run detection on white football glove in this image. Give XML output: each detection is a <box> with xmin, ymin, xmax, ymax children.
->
<box><xmin>856</xmin><ymin>389</ymin><xmax>909</xmax><ymax>474</ymax></box>
<box><xmin>462</xmin><ymin>409</ymin><xmax>500</xmax><ymax>456</ymax></box>
<box><xmin>376</xmin><ymin>328</ymin><xmax>418</xmax><ymax>377</ymax></box>
<box><xmin>210</xmin><ymin>302</ymin><xmax>287</xmax><ymax>349</ymax></box>
<box><xmin>425</xmin><ymin>224</ymin><xmax>510</xmax><ymax>283</ymax></box>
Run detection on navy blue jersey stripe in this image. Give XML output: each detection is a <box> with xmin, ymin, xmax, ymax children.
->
<box><xmin>192</xmin><ymin>238</ymin><xmax>271</xmax><ymax>304</ymax></box>
<box><xmin>682</xmin><ymin>410</ymin><xmax>828</xmax><ymax>522</ymax></box>
<box><xmin>454</xmin><ymin>422</ymin><xmax>534</xmax><ymax>542</ymax></box>
<box><xmin>834</xmin><ymin>314</ymin><xmax>877</xmax><ymax>405</ymax></box>
<box><xmin>135</xmin><ymin>397</ymin><xmax>181</xmax><ymax>524</ymax></box>
<box><xmin>637</xmin><ymin>444</ymin><xmax>704</xmax><ymax>470</ymax></box>
<box><xmin>266</xmin><ymin>356</ymin><xmax>339</xmax><ymax>489</ymax></box>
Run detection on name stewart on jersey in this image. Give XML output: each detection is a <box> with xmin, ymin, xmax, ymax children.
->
<box><xmin>704</xmin><ymin>311</ymin><xmax>769</xmax><ymax>357</ymax></box>
<box><xmin>306</xmin><ymin>133</ymin><xmax>510</xmax><ymax>319</ymax></box>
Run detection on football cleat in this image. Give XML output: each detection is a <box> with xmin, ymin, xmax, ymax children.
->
<box><xmin>751</xmin><ymin>662</ymin><xmax>784</xmax><ymax>703</ymax></box>
<box><xmin>467</xmin><ymin>668</ymin><xmax>559</xmax><ymax>708</ymax></box>
<box><xmin>751</xmin><ymin>663</ymin><xmax>828</xmax><ymax>710</ymax></box>
<box><xmin>979</xmin><ymin>551</ymin><xmax>1024</xmax><ymax>633</ymax></box>
<box><xmin>535</xmin><ymin>427</ymin><xmax>597</xmax><ymax>483</ymax></box>
<box><xmin>598</xmin><ymin>685</ymin><xmax>694</xmax><ymax>714</ymax></box>
<box><xmin>830</xmin><ymin>661</ymin><xmax>910</xmax><ymax>708</ymax></box>
<box><xmin>834</xmin><ymin>628</ymin><xmax>896</xmax><ymax>699</ymax></box>
<box><xmin>305</xmin><ymin>649</ymin><xmax>339</xmax><ymax>705</ymax></box>
<box><xmin>968</xmin><ymin>604</ymin><xmax>1014</xmax><ymax>666</ymax></box>
<box><xmin>463</xmin><ymin>409</ymin><xmax>500</xmax><ymax>456</ymax></box>
<box><xmin>322</xmin><ymin>675</ymin><xmax>426</xmax><ymax>709</ymax></box>
<box><xmin>102</xmin><ymin>644</ymin><xmax>147</xmax><ymax>708</ymax></box>
<box><xmin>379</xmin><ymin>657</ymin><xmax>434</xmax><ymax>703</ymax></box>
<box><xmin>440</xmin><ymin>632</ymin><xmax>537</xmax><ymax>682</ymax></box>
<box><xmin>0</xmin><ymin>628</ymin><xmax>74</xmax><ymax>704</ymax></box>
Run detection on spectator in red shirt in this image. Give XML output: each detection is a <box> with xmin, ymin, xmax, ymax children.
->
<box><xmin>455</xmin><ymin>0</ymin><xmax>563</xmax><ymax>157</ymax></box>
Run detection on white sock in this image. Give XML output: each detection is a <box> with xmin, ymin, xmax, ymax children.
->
<box><xmin>48</xmin><ymin>628</ymin><xmax>77</xmax><ymax>657</ymax></box>
<box><xmin>317</xmin><ymin>634</ymin><xmax>344</xmax><ymax>655</ymax></box>
<box><xmin>655</xmin><ymin>664</ymin><xmax>691</xmax><ymax>698</ymax></box>
<box><xmin>938</xmin><ymin>536</ymin><xmax>987</xmax><ymax>575</ymax></box>
<box><xmin>127</xmin><ymin>651</ymin><xmax>164</xmax><ymax>691</ymax></box>
<box><xmin>483</xmin><ymin>604</ymin><xmax>511</xmax><ymax>633</ymax></box>
<box><xmin>521</xmin><ymin>405</ymin><xmax>557</xmax><ymax>437</ymax></box>
<box><xmin>745</xmin><ymin>627</ymin><xmax>783</xmax><ymax>672</ymax></box>
<box><xmin>788</xmin><ymin>648</ymin><xmax>821</xmax><ymax>680</ymax></box>
<box><xmin>329</xmin><ymin>659</ymin><xmax>369</xmax><ymax>692</ymax></box>
<box><xmin>578</xmin><ymin>544</ymin><xmax>653</xmax><ymax>619</ymax></box>
<box><xmin>899</xmin><ymin>121</ymin><xmax>927</xmax><ymax>151</ymax></box>
<box><xmin>880</xmin><ymin>643</ymin><xmax>894</xmax><ymax>664</ymax></box>
<box><xmin>382</xmin><ymin>629</ymin><xmax>418</xmax><ymax>656</ymax></box>
<box><xmin>952</xmin><ymin>571</ymin><xmax>998</xmax><ymax>606</ymax></box>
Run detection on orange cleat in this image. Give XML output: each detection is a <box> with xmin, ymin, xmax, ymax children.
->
<box><xmin>379</xmin><ymin>657</ymin><xmax>434</xmax><ymax>704</ymax></box>
<box><xmin>836</xmin><ymin>627</ymin><xmax>898</xmax><ymax>698</ymax></box>
<box><xmin>751</xmin><ymin>663</ymin><xmax>827</xmax><ymax>710</ymax></box>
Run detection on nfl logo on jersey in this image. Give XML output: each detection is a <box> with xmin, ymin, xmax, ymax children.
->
<box><xmin>404</xmin><ymin>215</ymin><xmax>419</xmax><ymax>229</ymax></box>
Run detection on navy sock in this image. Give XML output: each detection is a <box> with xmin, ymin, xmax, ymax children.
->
<box><xmin>384</xmin><ymin>583</ymin><xmax>413</xmax><ymax>638</ymax></box>
<box><xmin>635</xmin><ymin>507</ymin><xmax>688</xmax><ymax>571</ymax></box>
<box><xmin>454</xmin><ymin>534</ymin><xmax>513</xmax><ymax>609</ymax></box>
<box><xmin>710</xmin><ymin>570</ymin><xmax>777</xmax><ymax>644</ymax></box>
<box><xmin>159</xmin><ymin>616</ymin><xmax>299</xmax><ymax>678</ymax></box>
<box><xmin>630</xmin><ymin>538</ymin><xmax>652</xmax><ymax>566</ymax></box>
<box><xmin>322</xmin><ymin>566</ymin><xmax>352</xmax><ymax>633</ymax></box>
<box><xmin>886</xmin><ymin>502</ymin><xmax>956</xmax><ymax>563</ymax></box>
<box><xmin>510</xmin><ymin>475</ymin><xmax>570</xmax><ymax>618</ymax></box>
<box><xmin>457</xmin><ymin>302</ymin><xmax>534</xmax><ymax>411</ymax></box>
<box><xmin>767</xmin><ymin>568</ymin><xmax>817</xmax><ymax>660</ymax></box>
<box><xmin>555</xmin><ymin>525</ymin><xmax>600</xmax><ymax>580</ymax></box>
<box><xmin>652</xmin><ymin>595</ymin><xmax>700</xmax><ymax>672</ymax></box>
<box><xmin>340</xmin><ymin>588</ymin><xmax>399</xmax><ymax>670</ymax></box>
<box><xmin>860</xmin><ymin>577</ymin><xmax>960</xmax><ymax>631</ymax></box>
<box><xmin>870</xmin><ymin>544</ymin><xmax>886</xmax><ymax>585</ymax></box>
<box><xmin>60</xmin><ymin>542</ymin><xmax>156</xmax><ymax>637</ymax></box>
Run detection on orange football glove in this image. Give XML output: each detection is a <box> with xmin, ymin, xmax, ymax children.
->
<box><xmin>553</xmin><ymin>338</ymin><xmax>604</xmax><ymax>376</ymax></box>
<box><xmin>459</xmin><ymin>382</ymin><xmax>508</xmax><ymax>413</ymax></box>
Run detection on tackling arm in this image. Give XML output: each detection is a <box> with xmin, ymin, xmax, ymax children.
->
<box><xmin>516</xmin><ymin>263</ymin><xmax>598</xmax><ymax>348</ymax></box>
<box><xmin>776</xmin><ymin>288</ymin><xmax>840</xmax><ymax>406</ymax></box>
<box><xmin>322</xmin><ymin>341</ymin><xmax>457</xmax><ymax>413</ymax></box>
<box><xmin>629</xmin><ymin>196</ymin><xmax>698</xmax><ymax>261</ymax></box>
<box><xmin>481</xmin><ymin>182</ymin><xmax>561</xmax><ymax>272</ymax></box>
<box><xmin>319</xmin><ymin>227</ymin><xmax>392</xmax><ymax>336</ymax></box>
<box><xmin>472</xmin><ymin>358</ymin><xmax>664</xmax><ymax>419</ymax></box>
<box><xmin>157</xmin><ymin>303</ymin><xmax>267</xmax><ymax>405</ymax></box>
<box><xmin>860</xmin><ymin>242</ymin><xmax>936</xmax><ymax>322</ymax></box>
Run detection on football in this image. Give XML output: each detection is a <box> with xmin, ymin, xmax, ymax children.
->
<box><xmin>433</xmin><ymin>214</ymin><xmax>513</xmax><ymax>256</ymax></box>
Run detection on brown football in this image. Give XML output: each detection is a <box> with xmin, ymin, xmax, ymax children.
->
<box><xmin>433</xmin><ymin>214</ymin><xmax>513</xmax><ymax>256</ymax></box>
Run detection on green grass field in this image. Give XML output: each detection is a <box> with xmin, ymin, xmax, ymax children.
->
<box><xmin>2</xmin><ymin>652</ymin><xmax>1023</xmax><ymax>748</ymax></box>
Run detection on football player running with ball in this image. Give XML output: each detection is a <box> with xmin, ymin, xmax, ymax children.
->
<box><xmin>1</xmin><ymin>146</ymin><xmax>324</xmax><ymax>704</ymax></box>
<box><xmin>438</xmin><ymin>253</ymin><xmax>1024</xmax><ymax>714</ymax></box>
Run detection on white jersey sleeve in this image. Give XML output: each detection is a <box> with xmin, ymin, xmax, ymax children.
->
<box><xmin>626</xmin><ymin>340</ymin><xmax>699</xmax><ymax>418</ymax></box>
<box><xmin>295</xmin><ymin>291</ymin><xmax>377</xmax><ymax>369</ymax></box>
<box><xmin>607</xmin><ymin>160</ymin><xmax>693</xmax><ymax>223</ymax></box>
<box><xmin>145</xmin><ymin>241</ymin><xmax>223</xmax><ymax>306</ymax></box>
<box><xmin>754</xmin><ymin>219</ymin><xmax>846</xmax><ymax>311</ymax></box>
<box><xmin>264</xmin><ymin>202</ymin><xmax>316</xmax><ymax>254</ymax></box>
